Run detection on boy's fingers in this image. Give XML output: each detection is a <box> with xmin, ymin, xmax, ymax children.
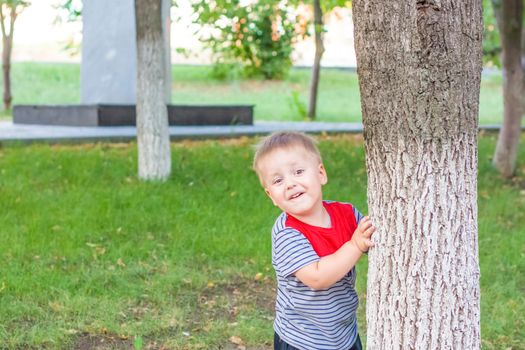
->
<box><xmin>363</xmin><ymin>226</ymin><xmax>376</xmax><ymax>237</ymax></box>
<box><xmin>360</xmin><ymin>220</ymin><xmax>372</xmax><ymax>229</ymax></box>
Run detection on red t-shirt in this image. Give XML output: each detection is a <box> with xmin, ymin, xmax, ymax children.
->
<box><xmin>285</xmin><ymin>201</ymin><xmax>359</xmax><ymax>257</ymax></box>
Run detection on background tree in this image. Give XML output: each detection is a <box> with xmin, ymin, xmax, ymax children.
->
<box><xmin>307</xmin><ymin>0</ymin><xmax>346</xmax><ymax>121</ymax></box>
<box><xmin>353</xmin><ymin>1</ymin><xmax>483</xmax><ymax>348</ymax></box>
<box><xmin>135</xmin><ymin>0</ymin><xmax>171</xmax><ymax>180</ymax></box>
<box><xmin>307</xmin><ymin>0</ymin><xmax>324</xmax><ymax>120</ymax></box>
<box><xmin>490</xmin><ymin>0</ymin><xmax>523</xmax><ymax>178</ymax></box>
<box><xmin>0</xmin><ymin>0</ymin><xmax>28</xmax><ymax>110</ymax></box>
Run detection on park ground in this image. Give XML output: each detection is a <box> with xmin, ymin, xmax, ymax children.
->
<box><xmin>0</xmin><ymin>133</ymin><xmax>524</xmax><ymax>349</ymax></box>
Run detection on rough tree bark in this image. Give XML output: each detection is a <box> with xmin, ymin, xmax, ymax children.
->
<box><xmin>135</xmin><ymin>0</ymin><xmax>171</xmax><ymax>180</ymax></box>
<box><xmin>491</xmin><ymin>0</ymin><xmax>523</xmax><ymax>177</ymax></box>
<box><xmin>353</xmin><ymin>1</ymin><xmax>483</xmax><ymax>348</ymax></box>
<box><xmin>307</xmin><ymin>0</ymin><xmax>324</xmax><ymax>120</ymax></box>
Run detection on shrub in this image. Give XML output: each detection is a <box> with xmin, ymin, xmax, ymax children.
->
<box><xmin>188</xmin><ymin>0</ymin><xmax>308</xmax><ymax>80</ymax></box>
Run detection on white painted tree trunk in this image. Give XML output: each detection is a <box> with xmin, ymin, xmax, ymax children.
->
<box><xmin>353</xmin><ymin>1</ymin><xmax>483</xmax><ymax>348</ymax></box>
<box><xmin>135</xmin><ymin>0</ymin><xmax>171</xmax><ymax>181</ymax></box>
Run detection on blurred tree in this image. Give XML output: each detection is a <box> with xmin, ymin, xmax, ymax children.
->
<box><xmin>307</xmin><ymin>0</ymin><xmax>347</xmax><ymax>120</ymax></box>
<box><xmin>0</xmin><ymin>0</ymin><xmax>29</xmax><ymax>110</ymax></box>
<box><xmin>135</xmin><ymin>0</ymin><xmax>171</xmax><ymax>181</ymax></box>
<box><xmin>482</xmin><ymin>0</ymin><xmax>501</xmax><ymax>66</ymax></box>
<box><xmin>490</xmin><ymin>0</ymin><xmax>523</xmax><ymax>178</ymax></box>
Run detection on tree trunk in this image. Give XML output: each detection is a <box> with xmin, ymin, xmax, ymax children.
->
<box><xmin>491</xmin><ymin>0</ymin><xmax>523</xmax><ymax>177</ymax></box>
<box><xmin>2</xmin><ymin>35</ymin><xmax>12</xmax><ymax>110</ymax></box>
<box><xmin>307</xmin><ymin>0</ymin><xmax>324</xmax><ymax>121</ymax></box>
<box><xmin>0</xmin><ymin>6</ymin><xmax>16</xmax><ymax>111</ymax></box>
<box><xmin>353</xmin><ymin>1</ymin><xmax>483</xmax><ymax>348</ymax></box>
<box><xmin>522</xmin><ymin>24</ymin><xmax>524</xmax><ymax>114</ymax></box>
<box><xmin>135</xmin><ymin>0</ymin><xmax>171</xmax><ymax>181</ymax></box>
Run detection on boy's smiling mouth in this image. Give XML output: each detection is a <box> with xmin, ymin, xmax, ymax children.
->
<box><xmin>289</xmin><ymin>192</ymin><xmax>304</xmax><ymax>200</ymax></box>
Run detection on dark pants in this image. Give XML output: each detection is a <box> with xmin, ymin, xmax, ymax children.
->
<box><xmin>274</xmin><ymin>332</ymin><xmax>363</xmax><ymax>350</ymax></box>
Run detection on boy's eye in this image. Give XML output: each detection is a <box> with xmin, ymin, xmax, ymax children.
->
<box><xmin>273</xmin><ymin>178</ymin><xmax>283</xmax><ymax>185</ymax></box>
<box><xmin>295</xmin><ymin>169</ymin><xmax>304</xmax><ymax>175</ymax></box>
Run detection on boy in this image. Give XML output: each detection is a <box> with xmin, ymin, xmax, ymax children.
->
<box><xmin>253</xmin><ymin>131</ymin><xmax>376</xmax><ymax>350</ymax></box>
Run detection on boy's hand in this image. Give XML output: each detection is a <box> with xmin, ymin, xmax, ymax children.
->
<box><xmin>350</xmin><ymin>216</ymin><xmax>376</xmax><ymax>253</ymax></box>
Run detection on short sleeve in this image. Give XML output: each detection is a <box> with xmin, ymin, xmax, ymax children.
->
<box><xmin>272</xmin><ymin>226</ymin><xmax>319</xmax><ymax>278</ymax></box>
<box><xmin>353</xmin><ymin>206</ymin><xmax>364</xmax><ymax>224</ymax></box>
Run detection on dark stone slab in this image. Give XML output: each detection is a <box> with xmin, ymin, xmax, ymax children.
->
<box><xmin>168</xmin><ymin>105</ymin><xmax>252</xmax><ymax>125</ymax></box>
<box><xmin>13</xmin><ymin>104</ymin><xmax>254</xmax><ymax>126</ymax></box>
<box><xmin>13</xmin><ymin>105</ymin><xmax>100</xmax><ymax>127</ymax></box>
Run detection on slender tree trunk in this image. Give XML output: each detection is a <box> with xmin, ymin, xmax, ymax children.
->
<box><xmin>307</xmin><ymin>0</ymin><xmax>324</xmax><ymax>121</ymax></box>
<box><xmin>0</xmin><ymin>6</ymin><xmax>16</xmax><ymax>110</ymax></box>
<box><xmin>353</xmin><ymin>1</ymin><xmax>483</xmax><ymax>348</ymax></box>
<box><xmin>491</xmin><ymin>0</ymin><xmax>523</xmax><ymax>177</ymax></box>
<box><xmin>2</xmin><ymin>35</ymin><xmax>12</xmax><ymax>110</ymax></box>
<box><xmin>135</xmin><ymin>0</ymin><xmax>171</xmax><ymax>180</ymax></box>
<box><xmin>521</xmin><ymin>21</ymin><xmax>524</xmax><ymax>117</ymax></box>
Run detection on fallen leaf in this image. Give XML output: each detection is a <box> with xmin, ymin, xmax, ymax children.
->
<box><xmin>229</xmin><ymin>335</ymin><xmax>244</xmax><ymax>346</ymax></box>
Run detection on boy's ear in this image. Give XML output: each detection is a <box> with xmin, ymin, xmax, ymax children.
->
<box><xmin>319</xmin><ymin>163</ymin><xmax>328</xmax><ymax>185</ymax></box>
<box><xmin>264</xmin><ymin>188</ymin><xmax>278</xmax><ymax>206</ymax></box>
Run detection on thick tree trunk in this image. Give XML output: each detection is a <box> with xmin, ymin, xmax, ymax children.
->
<box><xmin>492</xmin><ymin>0</ymin><xmax>523</xmax><ymax>177</ymax></box>
<box><xmin>353</xmin><ymin>1</ymin><xmax>483</xmax><ymax>348</ymax></box>
<box><xmin>307</xmin><ymin>0</ymin><xmax>324</xmax><ymax>121</ymax></box>
<box><xmin>135</xmin><ymin>0</ymin><xmax>171</xmax><ymax>181</ymax></box>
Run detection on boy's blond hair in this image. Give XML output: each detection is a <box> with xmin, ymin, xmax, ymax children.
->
<box><xmin>252</xmin><ymin>131</ymin><xmax>322</xmax><ymax>177</ymax></box>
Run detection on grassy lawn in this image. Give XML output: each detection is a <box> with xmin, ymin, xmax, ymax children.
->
<box><xmin>0</xmin><ymin>134</ymin><xmax>524</xmax><ymax>349</ymax></box>
<box><xmin>0</xmin><ymin>62</ymin><xmax>504</xmax><ymax>124</ymax></box>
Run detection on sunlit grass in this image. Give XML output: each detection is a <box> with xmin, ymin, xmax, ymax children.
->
<box><xmin>0</xmin><ymin>134</ymin><xmax>523</xmax><ymax>348</ymax></box>
<box><xmin>0</xmin><ymin>63</ymin><xmax>504</xmax><ymax>124</ymax></box>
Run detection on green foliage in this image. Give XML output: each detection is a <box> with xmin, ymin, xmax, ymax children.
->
<box><xmin>288</xmin><ymin>89</ymin><xmax>308</xmax><ymax>120</ymax></box>
<box><xmin>0</xmin><ymin>0</ymin><xmax>29</xmax><ymax>7</ymax></box>
<box><xmin>54</xmin><ymin>0</ymin><xmax>82</xmax><ymax>23</ymax></box>
<box><xmin>133</xmin><ymin>335</ymin><xmax>144</xmax><ymax>350</ymax></box>
<box><xmin>319</xmin><ymin>0</ymin><xmax>349</xmax><ymax>14</ymax></box>
<box><xmin>184</xmin><ymin>0</ymin><xmax>308</xmax><ymax>80</ymax></box>
<box><xmin>483</xmin><ymin>0</ymin><xmax>501</xmax><ymax>67</ymax></box>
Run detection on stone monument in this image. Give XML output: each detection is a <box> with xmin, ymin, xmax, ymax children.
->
<box><xmin>81</xmin><ymin>0</ymin><xmax>171</xmax><ymax>104</ymax></box>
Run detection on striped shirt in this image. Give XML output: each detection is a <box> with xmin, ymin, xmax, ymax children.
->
<box><xmin>272</xmin><ymin>201</ymin><xmax>363</xmax><ymax>350</ymax></box>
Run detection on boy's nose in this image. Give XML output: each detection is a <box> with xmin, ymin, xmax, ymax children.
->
<box><xmin>285</xmin><ymin>178</ymin><xmax>297</xmax><ymax>189</ymax></box>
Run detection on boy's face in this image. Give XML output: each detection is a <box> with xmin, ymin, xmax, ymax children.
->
<box><xmin>258</xmin><ymin>146</ymin><xmax>327</xmax><ymax>220</ymax></box>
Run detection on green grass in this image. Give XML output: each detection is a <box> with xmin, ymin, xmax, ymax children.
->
<box><xmin>0</xmin><ymin>134</ymin><xmax>523</xmax><ymax>349</ymax></box>
<box><xmin>0</xmin><ymin>62</ymin><xmax>505</xmax><ymax>123</ymax></box>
